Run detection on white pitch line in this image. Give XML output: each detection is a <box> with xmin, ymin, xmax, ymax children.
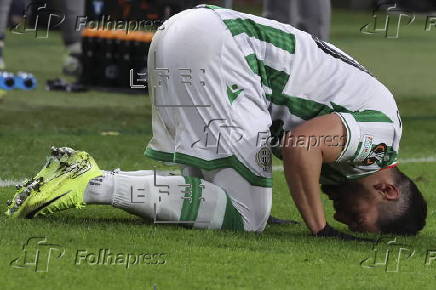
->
<box><xmin>400</xmin><ymin>156</ymin><xmax>436</xmax><ymax>163</ymax></box>
<box><xmin>0</xmin><ymin>179</ymin><xmax>24</xmax><ymax>188</ymax></box>
<box><xmin>272</xmin><ymin>156</ymin><xmax>436</xmax><ymax>172</ymax></box>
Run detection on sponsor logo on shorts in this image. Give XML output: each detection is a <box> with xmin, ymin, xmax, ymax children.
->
<box><xmin>256</xmin><ymin>146</ymin><xmax>272</xmax><ymax>172</ymax></box>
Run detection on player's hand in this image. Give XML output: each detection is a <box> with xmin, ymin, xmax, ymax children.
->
<box><xmin>314</xmin><ymin>223</ymin><xmax>374</xmax><ymax>242</ymax></box>
<box><xmin>282</xmin><ymin>114</ymin><xmax>347</xmax><ymax>234</ymax></box>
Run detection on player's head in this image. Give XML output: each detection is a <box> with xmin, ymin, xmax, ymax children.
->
<box><xmin>321</xmin><ymin>167</ymin><xmax>427</xmax><ymax>235</ymax></box>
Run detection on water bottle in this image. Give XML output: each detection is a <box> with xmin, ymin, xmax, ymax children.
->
<box><xmin>14</xmin><ymin>72</ymin><xmax>37</xmax><ymax>90</ymax></box>
<box><xmin>0</xmin><ymin>71</ymin><xmax>15</xmax><ymax>90</ymax></box>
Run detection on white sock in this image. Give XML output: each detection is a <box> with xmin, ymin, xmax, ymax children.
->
<box><xmin>83</xmin><ymin>171</ymin><xmax>114</xmax><ymax>205</ymax></box>
<box><xmin>84</xmin><ymin>170</ymin><xmax>245</xmax><ymax>230</ymax></box>
<box><xmin>111</xmin><ymin>169</ymin><xmax>155</xmax><ymax>176</ymax></box>
<box><xmin>83</xmin><ymin>169</ymin><xmax>177</xmax><ymax>204</ymax></box>
<box><xmin>111</xmin><ymin>173</ymin><xmax>244</xmax><ymax>230</ymax></box>
<box><xmin>111</xmin><ymin>168</ymin><xmax>180</xmax><ymax>177</ymax></box>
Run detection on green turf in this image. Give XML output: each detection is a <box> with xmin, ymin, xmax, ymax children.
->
<box><xmin>1</xmin><ymin>8</ymin><xmax>436</xmax><ymax>290</ymax></box>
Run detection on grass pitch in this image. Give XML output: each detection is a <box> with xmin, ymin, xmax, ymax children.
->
<box><xmin>1</xmin><ymin>9</ymin><xmax>436</xmax><ymax>290</ymax></box>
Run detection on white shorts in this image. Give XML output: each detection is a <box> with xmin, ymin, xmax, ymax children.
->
<box><xmin>145</xmin><ymin>8</ymin><xmax>273</xmax><ymax>231</ymax></box>
<box><xmin>145</xmin><ymin>8</ymin><xmax>272</xmax><ymax>188</ymax></box>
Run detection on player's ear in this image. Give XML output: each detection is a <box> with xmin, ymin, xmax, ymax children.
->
<box><xmin>374</xmin><ymin>183</ymin><xmax>400</xmax><ymax>201</ymax></box>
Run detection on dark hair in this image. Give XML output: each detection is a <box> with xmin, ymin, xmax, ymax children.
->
<box><xmin>377</xmin><ymin>168</ymin><xmax>427</xmax><ymax>235</ymax></box>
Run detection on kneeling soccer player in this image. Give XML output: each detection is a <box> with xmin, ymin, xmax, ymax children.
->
<box><xmin>6</xmin><ymin>5</ymin><xmax>427</xmax><ymax>238</ymax></box>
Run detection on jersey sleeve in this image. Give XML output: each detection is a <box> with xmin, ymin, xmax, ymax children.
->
<box><xmin>335</xmin><ymin>111</ymin><xmax>400</xmax><ymax>174</ymax></box>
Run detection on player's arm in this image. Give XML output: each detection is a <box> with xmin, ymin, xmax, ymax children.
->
<box><xmin>282</xmin><ymin>113</ymin><xmax>345</xmax><ymax>234</ymax></box>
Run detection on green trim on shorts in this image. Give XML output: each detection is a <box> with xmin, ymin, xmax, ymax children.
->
<box><xmin>144</xmin><ymin>148</ymin><xmax>272</xmax><ymax>188</ymax></box>
<box><xmin>144</xmin><ymin>149</ymin><xmax>174</xmax><ymax>163</ymax></box>
<box><xmin>221</xmin><ymin>196</ymin><xmax>245</xmax><ymax>231</ymax></box>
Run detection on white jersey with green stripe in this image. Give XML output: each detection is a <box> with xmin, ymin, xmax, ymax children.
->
<box><xmin>199</xmin><ymin>5</ymin><xmax>402</xmax><ymax>183</ymax></box>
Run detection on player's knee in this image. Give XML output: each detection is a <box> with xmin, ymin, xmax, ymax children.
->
<box><xmin>243</xmin><ymin>204</ymin><xmax>271</xmax><ymax>232</ymax></box>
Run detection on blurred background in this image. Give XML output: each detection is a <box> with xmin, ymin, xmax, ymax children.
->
<box><xmin>1</xmin><ymin>0</ymin><xmax>435</xmax><ymax>92</ymax></box>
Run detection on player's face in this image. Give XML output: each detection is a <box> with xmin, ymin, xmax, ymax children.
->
<box><xmin>322</xmin><ymin>182</ymin><xmax>380</xmax><ymax>233</ymax></box>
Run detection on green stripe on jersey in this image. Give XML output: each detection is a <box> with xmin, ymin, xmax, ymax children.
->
<box><xmin>245</xmin><ymin>54</ymin><xmax>292</xmax><ymax>99</ymax></box>
<box><xmin>269</xmin><ymin>94</ymin><xmax>334</xmax><ymax>120</ymax></box>
<box><xmin>223</xmin><ymin>18</ymin><xmax>295</xmax><ymax>54</ymax></box>
<box><xmin>244</xmin><ymin>54</ymin><xmax>393</xmax><ymax>123</ymax></box>
<box><xmin>180</xmin><ymin>176</ymin><xmax>203</xmax><ymax>222</ymax></box>
<box><xmin>351</xmin><ymin>110</ymin><xmax>393</xmax><ymax>123</ymax></box>
<box><xmin>174</xmin><ymin>152</ymin><xmax>272</xmax><ymax>188</ymax></box>
<box><xmin>331</xmin><ymin>103</ymin><xmax>393</xmax><ymax>123</ymax></box>
<box><xmin>245</xmin><ymin>54</ymin><xmax>330</xmax><ymax>119</ymax></box>
<box><xmin>245</xmin><ymin>54</ymin><xmax>268</xmax><ymax>88</ymax></box>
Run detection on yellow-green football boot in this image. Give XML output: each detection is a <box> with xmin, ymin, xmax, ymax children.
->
<box><xmin>5</xmin><ymin>147</ymin><xmax>102</xmax><ymax>218</ymax></box>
